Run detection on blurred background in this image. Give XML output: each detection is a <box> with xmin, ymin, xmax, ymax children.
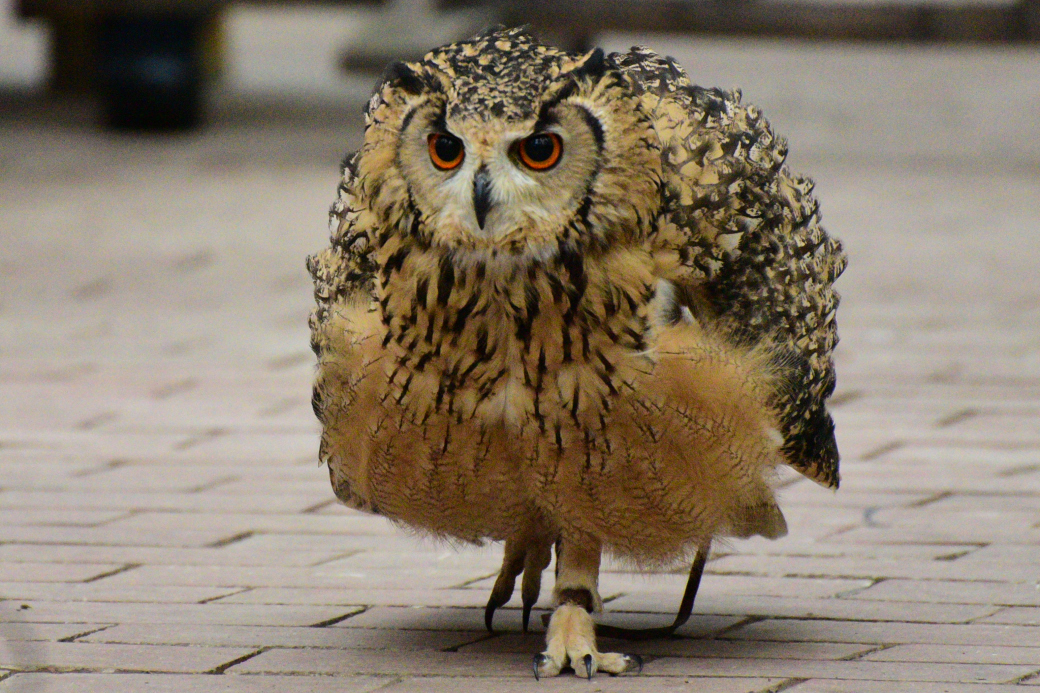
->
<box><xmin>2</xmin><ymin>0</ymin><xmax>1038</xmax><ymax>132</ymax></box>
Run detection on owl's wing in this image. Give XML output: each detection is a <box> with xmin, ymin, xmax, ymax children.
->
<box><xmin>616</xmin><ymin>48</ymin><xmax>847</xmax><ymax>489</ymax></box>
<box><xmin>307</xmin><ymin>151</ymin><xmax>379</xmax><ymax>355</ymax></box>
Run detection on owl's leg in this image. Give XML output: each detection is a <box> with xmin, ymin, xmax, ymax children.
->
<box><xmin>521</xmin><ymin>541</ymin><xmax>553</xmax><ymax>631</ymax></box>
<box><xmin>485</xmin><ymin>532</ymin><xmax>553</xmax><ymax>633</ymax></box>
<box><xmin>533</xmin><ymin>536</ymin><xmax>641</xmax><ymax>679</ymax></box>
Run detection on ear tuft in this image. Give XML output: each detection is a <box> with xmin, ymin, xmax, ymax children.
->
<box><xmin>571</xmin><ymin>48</ymin><xmax>606</xmax><ymax>81</ymax></box>
<box><xmin>381</xmin><ymin>61</ymin><xmax>426</xmax><ymax>96</ymax></box>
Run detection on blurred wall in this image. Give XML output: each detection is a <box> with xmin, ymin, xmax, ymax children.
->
<box><xmin>0</xmin><ymin>0</ymin><xmax>48</xmax><ymax>87</ymax></box>
<box><xmin>0</xmin><ymin>3</ymin><xmax>375</xmax><ymax>99</ymax></box>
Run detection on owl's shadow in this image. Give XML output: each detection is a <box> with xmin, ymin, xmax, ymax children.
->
<box><xmin>325</xmin><ymin>606</ymin><xmax>795</xmax><ymax>662</ymax></box>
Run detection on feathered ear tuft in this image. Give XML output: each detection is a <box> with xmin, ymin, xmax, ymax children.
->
<box><xmin>380</xmin><ymin>61</ymin><xmax>426</xmax><ymax>96</ymax></box>
<box><xmin>570</xmin><ymin>48</ymin><xmax>607</xmax><ymax>81</ymax></box>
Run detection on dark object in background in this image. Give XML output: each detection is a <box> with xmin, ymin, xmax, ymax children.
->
<box><xmin>98</xmin><ymin>13</ymin><xmax>206</xmax><ymax>131</ymax></box>
<box><xmin>16</xmin><ymin>1</ymin><xmax>221</xmax><ymax>132</ymax></box>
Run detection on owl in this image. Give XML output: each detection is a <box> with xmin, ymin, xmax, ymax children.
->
<box><xmin>308</xmin><ymin>26</ymin><xmax>846</xmax><ymax>678</ymax></box>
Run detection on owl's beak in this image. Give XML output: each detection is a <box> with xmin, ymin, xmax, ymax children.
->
<box><xmin>472</xmin><ymin>166</ymin><xmax>493</xmax><ymax>230</ymax></box>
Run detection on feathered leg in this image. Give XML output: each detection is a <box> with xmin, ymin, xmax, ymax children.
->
<box><xmin>485</xmin><ymin>530</ymin><xmax>553</xmax><ymax>633</ymax></box>
<box><xmin>533</xmin><ymin>534</ymin><xmax>641</xmax><ymax>679</ymax></box>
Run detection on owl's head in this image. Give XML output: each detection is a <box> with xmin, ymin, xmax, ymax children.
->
<box><xmin>355</xmin><ymin>27</ymin><xmax>662</xmax><ymax>260</ymax></box>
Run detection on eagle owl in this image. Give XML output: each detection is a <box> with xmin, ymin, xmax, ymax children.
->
<box><xmin>309</xmin><ymin>27</ymin><xmax>846</xmax><ymax>678</ymax></box>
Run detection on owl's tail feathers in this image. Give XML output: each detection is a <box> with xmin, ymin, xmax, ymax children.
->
<box><xmin>725</xmin><ymin>496</ymin><xmax>788</xmax><ymax>540</ymax></box>
<box><xmin>648</xmin><ymin>322</ymin><xmax>792</xmax><ymax>544</ymax></box>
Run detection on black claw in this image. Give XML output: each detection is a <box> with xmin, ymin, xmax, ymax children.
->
<box><xmin>484</xmin><ymin>593</ymin><xmax>508</xmax><ymax>633</ymax></box>
<box><xmin>630</xmin><ymin>654</ymin><xmax>643</xmax><ymax>674</ymax></box>
<box><xmin>532</xmin><ymin>654</ymin><xmax>546</xmax><ymax>680</ymax></box>
<box><xmin>583</xmin><ymin>653</ymin><xmax>594</xmax><ymax>679</ymax></box>
<box><xmin>522</xmin><ymin>598</ymin><xmax>534</xmax><ymax>633</ymax></box>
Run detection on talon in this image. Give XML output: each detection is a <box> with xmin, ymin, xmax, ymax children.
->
<box><xmin>583</xmin><ymin>653</ymin><xmax>594</xmax><ymax>679</ymax></box>
<box><xmin>532</xmin><ymin>653</ymin><xmax>548</xmax><ymax>680</ymax></box>
<box><xmin>484</xmin><ymin>591</ymin><xmax>508</xmax><ymax>633</ymax></box>
<box><xmin>626</xmin><ymin>654</ymin><xmax>643</xmax><ymax>674</ymax></box>
<box><xmin>521</xmin><ymin>540</ymin><xmax>550</xmax><ymax>634</ymax></box>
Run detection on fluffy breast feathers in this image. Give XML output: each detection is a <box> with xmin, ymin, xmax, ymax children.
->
<box><xmin>307</xmin><ymin>30</ymin><xmax>846</xmax><ymax>562</ymax></box>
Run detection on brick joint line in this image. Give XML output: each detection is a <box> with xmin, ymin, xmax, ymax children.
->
<box><xmin>905</xmin><ymin>490</ymin><xmax>955</xmax><ymax>508</ymax></box>
<box><xmin>185</xmin><ymin>475</ymin><xmax>239</xmax><ymax>493</ymax></box>
<box><xmin>715</xmin><ymin>615</ymin><xmax>769</xmax><ymax>639</ymax></box>
<box><xmin>301</xmin><ymin>498</ymin><xmax>338</xmax><ymax>514</ymax></box>
<box><xmin>1010</xmin><ymin>667</ymin><xmax>1040</xmax><ymax>685</ymax></box>
<box><xmin>442</xmin><ymin>631</ymin><xmax>498</xmax><ymax>653</ymax></box>
<box><xmin>206</xmin><ymin>646</ymin><xmax>269</xmax><ymax>675</ymax></box>
<box><xmin>81</xmin><ymin>563</ymin><xmax>141</xmax><ymax>584</ymax></box>
<box><xmin>838</xmin><ymin>642</ymin><xmax>897</xmax><ymax>661</ymax></box>
<box><xmin>756</xmin><ymin>677</ymin><xmax>810</xmax><ymax>693</ymax></box>
<box><xmin>310</xmin><ymin>607</ymin><xmax>367</xmax><ymax>628</ymax></box>
<box><xmin>71</xmin><ymin>458</ymin><xmax>134</xmax><ymax>478</ymax></box>
<box><xmin>56</xmin><ymin>624</ymin><xmax>116</xmax><ymax>643</ymax></box>
<box><xmin>452</xmin><ymin>571</ymin><xmax>500</xmax><ymax>588</ymax></box>
<box><xmin>859</xmin><ymin>440</ymin><xmax>904</xmax><ymax>461</ymax></box>
<box><xmin>935</xmin><ymin>407</ymin><xmax>979</xmax><ymax>428</ymax></box>
<box><xmin>206</xmin><ymin>531</ymin><xmax>256</xmax><ymax>548</ymax></box>
<box><xmin>198</xmin><ymin>587</ymin><xmax>254</xmax><ymax>604</ymax></box>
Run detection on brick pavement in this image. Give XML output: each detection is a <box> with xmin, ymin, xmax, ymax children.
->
<box><xmin>2</xmin><ymin>37</ymin><xmax>1039</xmax><ymax>692</ymax></box>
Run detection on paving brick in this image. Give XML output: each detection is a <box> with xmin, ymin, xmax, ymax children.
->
<box><xmin>0</xmin><ymin>600</ymin><xmax>361</xmax><ymax>627</ymax></box>
<box><xmin>786</xmin><ymin>681</ymin><xmax>1029</xmax><ymax>693</ymax></box>
<box><xmin>0</xmin><ymin>673</ymin><xmax>390</xmax><ymax>692</ymax></box>
<box><xmin>0</xmin><ymin>525</ymin><xmax>264</xmax><ymax>548</ymax></box>
<box><xmin>708</xmin><ymin>553</ymin><xmax>1040</xmax><ymax>583</ymax></box>
<box><xmin>2</xmin><ymin>28</ymin><xmax>1039</xmax><ymax>691</ymax></box>
<box><xmin>332</xmin><ymin>607</ymin><xmax>494</xmax><ymax>632</ymax></box>
<box><xmin>607</xmin><ymin>592</ymin><xmax>998</xmax><ymax>624</ymax></box>
<box><xmin>646</xmin><ymin>656</ymin><xmax>1035</xmax><ymax>684</ymax></box>
<box><xmin>214</xmin><ymin>587</ymin><xmax>493</xmax><ymax>608</ymax></box>
<box><xmin>460</xmin><ymin>633</ymin><xmax>870</xmax><ymax>661</ymax></box>
<box><xmin>863</xmin><ymin>644</ymin><xmax>1040</xmax><ymax>666</ymax></box>
<box><xmin>724</xmin><ymin>618</ymin><xmax>1040</xmax><ymax>647</ymax></box>
<box><xmin>379</xmin><ymin>676</ymin><xmax>786</xmax><ymax>692</ymax></box>
<box><xmin>0</xmin><ymin>641</ymin><xmax>256</xmax><ymax>673</ymax></box>
<box><xmin>79</xmin><ymin>623</ymin><xmax>480</xmax><ymax>651</ymax></box>
<box><xmin>94</xmin><ymin>562</ymin><xmax>495</xmax><ymax>591</ymax></box>
<box><xmin>851</xmin><ymin>579</ymin><xmax>1040</xmax><ymax>607</ymax></box>
<box><xmin>598</xmin><ymin>573</ymin><xmax>875</xmax><ymax>601</ymax></box>
<box><xmin>0</xmin><ymin>562</ymin><xmax>125</xmax><ymax>583</ymax></box>
<box><xmin>0</xmin><ymin>509</ymin><xmax>128</xmax><ymax>527</ymax></box>
<box><xmin>0</xmin><ymin>544</ymin><xmax>346</xmax><ymax>568</ymax></box>
<box><xmin>977</xmin><ymin>608</ymin><xmax>1040</xmax><ymax>627</ymax></box>
<box><xmin>0</xmin><ymin>581</ymin><xmax>239</xmax><ymax>604</ymax></box>
<box><xmin>229</xmin><ymin>648</ymin><xmax>533</xmax><ymax>677</ymax></box>
<box><xmin>0</xmin><ymin>623</ymin><xmax>107</xmax><ymax>642</ymax></box>
<box><xmin>0</xmin><ymin>490</ymin><xmax>319</xmax><ymax>515</ymax></box>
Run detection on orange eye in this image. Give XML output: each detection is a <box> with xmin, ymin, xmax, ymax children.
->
<box><xmin>428</xmin><ymin>133</ymin><xmax>464</xmax><ymax>170</ymax></box>
<box><xmin>518</xmin><ymin>133</ymin><xmax>562</xmax><ymax>170</ymax></box>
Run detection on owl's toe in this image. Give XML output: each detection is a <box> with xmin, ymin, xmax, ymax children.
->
<box><xmin>531</xmin><ymin>604</ymin><xmax>641</xmax><ymax>678</ymax></box>
<box><xmin>487</xmin><ymin>534</ymin><xmax>553</xmax><ymax>633</ymax></box>
<box><xmin>598</xmin><ymin>652</ymin><xmax>643</xmax><ymax>675</ymax></box>
<box><xmin>532</xmin><ymin>653</ymin><xmax>558</xmax><ymax>680</ymax></box>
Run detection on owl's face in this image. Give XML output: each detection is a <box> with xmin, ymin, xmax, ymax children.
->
<box><xmin>357</xmin><ymin>28</ymin><xmax>662</xmax><ymax>259</ymax></box>
<box><xmin>395</xmin><ymin>97</ymin><xmax>603</xmax><ymax>251</ymax></box>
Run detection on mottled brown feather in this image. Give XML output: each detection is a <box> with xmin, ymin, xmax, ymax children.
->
<box><xmin>308</xmin><ymin>27</ymin><xmax>844</xmax><ymax>568</ymax></box>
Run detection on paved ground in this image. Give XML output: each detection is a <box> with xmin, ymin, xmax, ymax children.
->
<box><xmin>2</xmin><ymin>36</ymin><xmax>1039</xmax><ymax>693</ymax></box>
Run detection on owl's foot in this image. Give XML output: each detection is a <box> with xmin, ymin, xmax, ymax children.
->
<box><xmin>532</xmin><ymin>604</ymin><xmax>642</xmax><ymax>679</ymax></box>
<box><xmin>485</xmin><ymin>534</ymin><xmax>553</xmax><ymax>633</ymax></box>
